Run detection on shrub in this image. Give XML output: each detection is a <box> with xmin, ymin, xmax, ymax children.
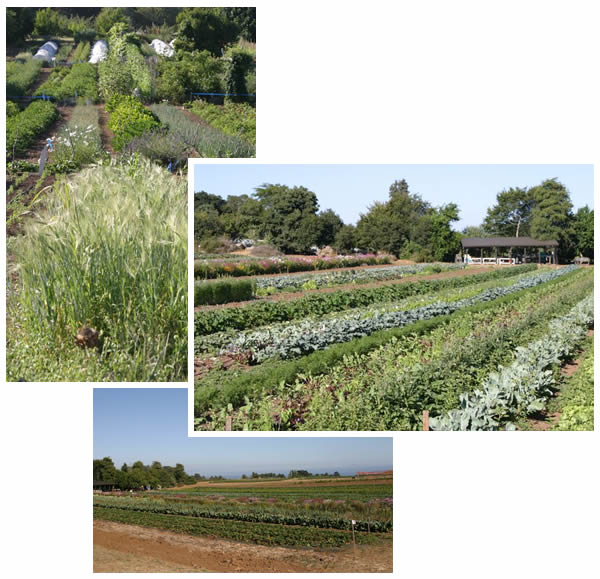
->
<box><xmin>188</xmin><ymin>100</ymin><xmax>256</xmax><ymax>144</ymax></box>
<box><xmin>6</xmin><ymin>100</ymin><xmax>59</xmax><ymax>159</ymax></box>
<box><xmin>155</xmin><ymin>51</ymin><xmax>225</xmax><ymax>104</ymax></box>
<box><xmin>195</xmin><ymin>278</ymin><xmax>255</xmax><ymax>306</ymax></box>
<box><xmin>7</xmin><ymin>101</ymin><xmax>20</xmax><ymax>118</ymax></box>
<box><xmin>226</xmin><ymin>47</ymin><xmax>254</xmax><ymax>103</ymax></box>
<box><xmin>199</xmin><ymin>236</ymin><xmax>237</xmax><ymax>254</ymax></box>
<box><xmin>72</xmin><ymin>41</ymin><xmax>91</xmax><ymax>63</ymax></box>
<box><xmin>107</xmin><ymin>96</ymin><xmax>161</xmax><ymax>150</ymax></box>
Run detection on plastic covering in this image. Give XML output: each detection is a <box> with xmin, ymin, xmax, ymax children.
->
<box><xmin>89</xmin><ymin>40</ymin><xmax>108</xmax><ymax>64</ymax></box>
<box><xmin>150</xmin><ymin>38</ymin><xmax>174</xmax><ymax>57</ymax></box>
<box><xmin>33</xmin><ymin>41</ymin><xmax>59</xmax><ymax>60</ymax></box>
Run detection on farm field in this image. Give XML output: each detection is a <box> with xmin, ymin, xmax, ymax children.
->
<box><xmin>7</xmin><ymin>7</ymin><xmax>256</xmax><ymax>234</ymax></box>
<box><xmin>194</xmin><ymin>263</ymin><xmax>594</xmax><ymax>430</ymax></box>
<box><xmin>93</xmin><ymin>476</ymin><xmax>393</xmax><ymax>573</ymax></box>
<box><xmin>5</xmin><ymin>8</ymin><xmax>256</xmax><ymax>381</ymax></box>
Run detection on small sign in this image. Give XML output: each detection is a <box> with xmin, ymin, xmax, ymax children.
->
<box><xmin>351</xmin><ymin>520</ymin><xmax>356</xmax><ymax>525</ymax></box>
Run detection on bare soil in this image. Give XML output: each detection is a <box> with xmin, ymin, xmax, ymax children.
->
<box><xmin>28</xmin><ymin>67</ymin><xmax>52</xmax><ymax>95</ymax></box>
<box><xmin>97</xmin><ymin>103</ymin><xmax>115</xmax><ymax>154</ymax></box>
<box><xmin>93</xmin><ymin>520</ymin><xmax>393</xmax><ymax>573</ymax></box>
<box><xmin>195</xmin><ymin>265</ymin><xmax>498</xmax><ymax>312</ymax></box>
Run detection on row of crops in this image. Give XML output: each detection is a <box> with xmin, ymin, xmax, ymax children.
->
<box><xmin>193</xmin><ymin>265</ymin><xmax>594</xmax><ymax>430</ymax></box>
<box><xmin>93</xmin><ymin>481</ymin><xmax>392</xmax><ymax>548</ymax></box>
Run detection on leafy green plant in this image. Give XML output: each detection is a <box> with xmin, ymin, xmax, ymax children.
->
<box><xmin>52</xmin><ymin>103</ymin><xmax>103</xmax><ymax>168</ymax></box>
<box><xmin>188</xmin><ymin>100</ymin><xmax>256</xmax><ymax>144</ymax></box>
<box><xmin>107</xmin><ymin>95</ymin><xmax>161</xmax><ymax>150</ymax></box>
<box><xmin>6</xmin><ymin>100</ymin><xmax>59</xmax><ymax>159</ymax></box>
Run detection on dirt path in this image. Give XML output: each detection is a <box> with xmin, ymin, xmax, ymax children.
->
<box><xmin>28</xmin><ymin>67</ymin><xmax>52</xmax><ymax>95</ymax></box>
<box><xmin>527</xmin><ymin>329</ymin><xmax>594</xmax><ymax>431</ymax></box>
<box><xmin>96</xmin><ymin>103</ymin><xmax>115</xmax><ymax>154</ymax></box>
<box><xmin>93</xmin><ymin>520</ymin><xmax>393</xmax><ymax>573</ymax></box>
<box><xmin>195</xmin><ymin>265</ymin><xmax>498</xmax><ymax>311</ymax></box>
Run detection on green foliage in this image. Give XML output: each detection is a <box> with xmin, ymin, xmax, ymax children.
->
<box><xmin>355</xmin><ymin>179</ymin><xmax>448</xmax><ymax>259</ymax></box>
<box><xmin>175</xmin><ymin>7</ymin><xmax>240</xmax><ymax>56</ymax></box>
<box><xmin>188</xmin><ymin>100</ymin><xmax>256</xmax><ymax>144</ymax></box>
<box><xmin>226</xmin><ymin>47</ymin><xmax>254</xmax><ymax>103</ymax></box>
<box><xmin>6</xmin><ymin>101</ymin><xmax>21</xmax><ymax>118</ymax></box>
<box><xmin>72</xmin><ymin>41</ymin><xmax>91</xmax><ymax>63</ymax></box>
<box><xmin>573</xmin><ymin>205</ymin><xmax>594</xmax><ymax>260</ymax></box>
<box><xmin>6</xmin><ymin>55</ymin><xmax>42</xmax><ymax>96</ymax></box>
<box><xmin>194</xmin><ymin>267</ymin><xmax>585</xmax><ymax>424</ymax></box>
<box><xmin>194</xmin><ymin>265</ymin><xmax>537</xmax><ymax>335</ymax></box>
<box><xmin>483</xmin><ymin>187</ymin><xmax>533</xmax><ymax>237</ymax></box>
<box><xmin>94</xmin><ymin>495</ymin><xmax>392</xmax><ymax>533</ymax></box>
<box><xmin>431</xmin><ymin>294</ymin><xmax>593</xmax><ymax>430</ymax></box>
<box><xmin>195</xmin><ymin>278</ymin><xmax>256</xmax><ymax>306</ymax></box>
<box><xmin>155</xmin><ymin>51</ymin><xmax>225</xmax><ymax>104</ymax></box>
<box><xmin>94</xmin><ymin>507</ymin><xmax>380</xmax><ymax>548</ymax></box>
<box><xmin>146</xmin><ymin>103</ymin><xmax>255</xmax><ymax>159</ymax></box>
<box><xmin>6</xmin><ymin>8</ymin><xmax>36</xmax><ymax>44</ymax></box>
<box><xmin>98</xmin><ymin>23</ymin><xmax>152</xmax><ymax>101</ymax></box>
<box><xmin>334</xmin><ymin>224</ymin><xmax>357</xmax><ymax>252</ymax></box>
<box><xmin>7</xmin><ymin>159</ymin><xmax>187</xmax><ymax>382</ymax></box>
<box><xmin>96</xmin><ymin>7</ymin><xmax>131</xmax><ymax>36</ymax></box>
<box><xmin>553</xmin><ymin>338</ymin><xmax>594</xmax><ymax>431</ymax></box>
<box><xmin>6</xmin><ymin>100</ymin><xmax>59</xmax><ymax>159</ymax></box>
<box><xmin>223</xmin><ymin>7</ymin><xmax>256</xmax><ymax>42</ymax></box>
<box><xmin>34</xmin><ymin>7</ymin><xmax>67</xmax><ymax>35</ymax></box>
<box><xmin>107</xmin><ymin>95</ymin><xmax>161</xmax><ymax>150</ymax></box>
<box><xmin>35</xmin><ymin>62</ymin><xmax>98</xmax><ymax>102</ymax></box>
<box><xmin>530</xmin><ymin>178</ymin><xmax>575</xmax><ymax>261</ymax></box>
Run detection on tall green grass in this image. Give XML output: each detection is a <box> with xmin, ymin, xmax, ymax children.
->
<box><xmin>6</xmin><ymin>54</ymin><xmax>42</xmax><ymax>96</ymax></box>
<box><xmin>8</xmin><ymin>158</ymin><xmax>187</xmax><ymax>382</ymax></box>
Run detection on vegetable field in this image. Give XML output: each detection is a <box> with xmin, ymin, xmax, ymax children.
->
<box><xmin>93</xmin><ymin>477</ymin><xmax>393</xmax><ymax>549</ymax></box>
<box><xmin>194</xmin><ymin>263</ymin><xmax>594</xmax><ymax>430</ymax></box>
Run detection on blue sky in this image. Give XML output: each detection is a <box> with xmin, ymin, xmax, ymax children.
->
<box><xmin>193</xmin><ymin>164</ymin><xmax>594</xmax><ymax>230</ymax></box>
<box><xmin>93</xmin><ymin>389</ymin><xmax>393</xmax><ymax>477</ymax></box>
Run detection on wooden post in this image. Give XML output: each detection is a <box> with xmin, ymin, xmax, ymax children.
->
<box><xmin>423</xmin><ymin>410</ymin><xmax>429</xmax><ymax>431</ymax></box>
<box><xmin>351</xmin><ymin>520</ymin><xmax>357</xmax><ymax>558</ymax></box>
<box><xmin>225</xmin><ymin>416</ymin><xmax>232</xmax><ymax>431</ymax></box>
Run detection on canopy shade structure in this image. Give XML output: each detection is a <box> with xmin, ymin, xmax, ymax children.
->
<box><xmin>461</xmin><ymin>237</ymin><xmax>558</xmax><ymax>249</ymax></box>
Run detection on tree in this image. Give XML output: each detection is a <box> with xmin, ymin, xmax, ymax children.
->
<box><xmin>334</xmin><ymin>224</ymin><xmax>357</xmax><ymax>253</ymax></box>
<box><xmin>254</xmin><ymin>184</ymin><xmax>322</xmax><ymax>253</ymax></box>
<box><xmin>573</xmin><ymin>205</ymin><xmax>594</xmax><ymax>259</ymax></box>
<box><xmin>226</xmin><ymin>48</ymin><xmax>254</xmax><ymax>103</ymax></box>
<box><xmin>316</xmin><ymin>209</ymin><xmax>344</xmax><ymax>247</ymax></box>
<box><xmin>355</xmin><ymin>180</ymin><xmax>432</xmax><ymax>256</ymax></box>
<box><xmin>175</xmin><ymin>8</ymin><xmax>239</xmax><ymax>56</ymax></box>
<box><xmin>483</xmin><ymin>187</ymin><xmax>533</xmax><ymax>237</ymax></box>
<box><xmin>461</xmin><ymin>225</ymin><xmax>487</xmax><ymax>237</ymax></box>
<box><xmin>6</xmin><ymin>8</ymin><xmax>36</xmax><ymax>44</ymax></box>
<box><xmin>96</xmin><ymin>7</ymin><xmax>131</xmax><ymax>36</ymax></box>
<box><xmin>93</xmin><ymin>457</ymin><xmax>117</xmax><ymax>481</ymax></box>
<box><xmin>529</xmin><ymin>178</ymin><xmax>575</xmax><ymax>261</ymax></box>
<box><xmin>223</xmin><ymin>7</ymin><xmax>256</xmax><ymax>42</ymax></box>
<box><xmin>34</xmin><ymin>8</ymin><xmax>67</xmax><ymax>36</ymax></box>
<box><xmin>429</xmin><ymin>203</ymin><xmax>461</xmax><ymax>261</ymax></box>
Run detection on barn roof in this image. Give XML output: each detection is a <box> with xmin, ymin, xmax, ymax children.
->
<box><xmin>461</xmin><ymin>237</ymin><xmax>559</xmax><ymax>249</ymax></box>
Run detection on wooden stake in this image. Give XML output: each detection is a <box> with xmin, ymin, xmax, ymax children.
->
<box><xmin>423</xmin><ymin>410</ymin><xmax>429</xmax><ymax>431</ymax></box>
<box><xmin>351</xmin><ymin>521</ymin><xmax>356</xmax><ymax>558</ymax></box>
<box><xmin>225</xmin><ymin>416</ymin><xmax>232</xmax><ymax>431</ymax></box>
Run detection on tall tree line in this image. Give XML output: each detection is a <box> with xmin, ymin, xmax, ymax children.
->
<box><xmin>93</xmin><ymin>457</ymin><xmax>197</xmax><ymax>490</ymax></box>
<box><xmin>477</xmin><ymin>178</ymin><xmax>593</xmax><ymax>261</ymax></box>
